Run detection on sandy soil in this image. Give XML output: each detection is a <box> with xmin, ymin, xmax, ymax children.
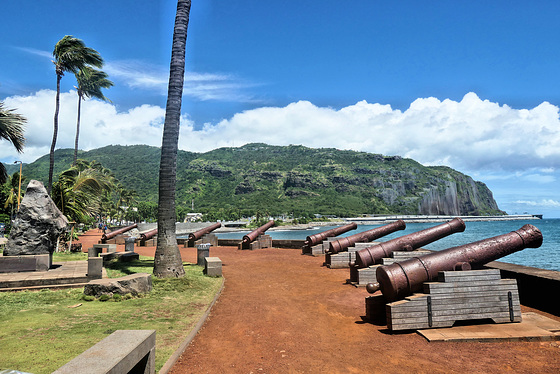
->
<box><xmin>76</xmin><ymin>231</ymin><xmax>560</xmax><ymax>373</ymax></box>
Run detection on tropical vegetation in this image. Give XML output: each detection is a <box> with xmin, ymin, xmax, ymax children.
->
<box><xmin>73</xmin><ymin>66</ymin><xmax>113</xmax><ymax>165</ymax></box>
<box><xmin>0</xmin><ymin>101</ymin><xmax>26</xmax><ymax>184</ymax></box>
<box><xmin>7</xmin><ymin>143</ymin><xmax>505</xmax><ymax>224</ymax></box>
<box><xmin>51</xmin><ymin>160</ymin><xmax>114</xmax><ymax>224</ymax></box>
<box><xmin>50</xmin><ymin>35</ymin><xmax>104</xmax><ymax>193</ymax></box>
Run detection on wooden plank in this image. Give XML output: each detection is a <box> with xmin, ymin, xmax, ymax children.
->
<box><xmin>423</xmin><ymin>280</ymin><xmax>518</xmax><ymax>294</ymax></box>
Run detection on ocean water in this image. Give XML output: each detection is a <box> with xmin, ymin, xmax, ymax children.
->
<box><xmin>217</xmin><ymin>219</ymin><xmax>560</xmax><ymax>272</ymax></box>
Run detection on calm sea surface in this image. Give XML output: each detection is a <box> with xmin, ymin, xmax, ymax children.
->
<box><xmin>217</xmin><ymin>219</ymin><xmax>560</xmax><ymax>272</ymax></box>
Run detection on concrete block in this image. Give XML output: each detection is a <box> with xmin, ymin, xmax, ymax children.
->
<box><xmin>93</xmin><ymin>243</ymin><xmax>117</xmax><ymax>253</ymax></box>
<box><xmin>87</xmin><ymin>257</ymin><xmax>103</xmax><ymax>279</ymax></box>
<box><xmin>53</xmin><ymin>330</ymin><xmax>156</xmax><ymax>374</ymax></box>
<box><xmin>197</xmin><ymin>243</ymin><xmax>211</xmax><ymax>266</ymax></box>
<box><xmin>35</xmin><ymin>254</ymin><xmax>51</xmax><ymax>271</ymax></box>
<box><xmin>0</xmin><ymin>256</ymin><xmax>37</xmax><ymax>273</ymax></box>
<box><xmin>204</xmin><ymin>257</ymin><xmax>222</xmax><ymax>277</ymax></box>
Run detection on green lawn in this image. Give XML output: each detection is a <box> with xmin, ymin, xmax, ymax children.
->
<box><xmin>0</xmin><ymin>258</ymin><xmax>222</xmax><ymax>374</ymax></box>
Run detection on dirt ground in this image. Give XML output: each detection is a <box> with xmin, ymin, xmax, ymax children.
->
<box><xmin>77</xmin><ymin>231</ymin><xmax>560</xmax><ymax>373</ymax></box>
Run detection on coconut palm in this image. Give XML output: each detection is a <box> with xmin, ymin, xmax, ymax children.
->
<box><xmin>50</xmin><ymin>35</ymin><xmax>103</xmax><ymax>193</ymax></box>
<box><xmin>73</xmin><ymin>66</ymin><xmax>113</xmax><ymax>165</ymax></box>
<box><xmin>0</xmin><ymin>101</ymin><xmax>26</xmax><ymax>184</ymax></box>
<box><xmin>51</xmin><ymin>159</ymin><xmax>114</xmax><ymax>223</ymax></box>
<box><xmin>153</xmin><ymin>0</ymin><xmax>191</xmax><ymax>278</ymax></box>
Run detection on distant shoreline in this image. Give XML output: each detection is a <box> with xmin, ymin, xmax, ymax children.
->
<box><xmin>343</xmin><ymin>214</ymin><xmax>542</xmax><ymax>225</ymax></box>
<box><xmin>137</xmin><ymin>214</ymin><xmax>543</xmax><ymax>235</ymax></box>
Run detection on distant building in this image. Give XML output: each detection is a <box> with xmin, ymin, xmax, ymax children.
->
<box><xmin>184</xmin><ymin>213</ymin><xmax>203</xmax><ymax>222</ymax></box>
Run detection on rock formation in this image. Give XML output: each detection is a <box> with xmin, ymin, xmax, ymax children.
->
<box><xmin>4</xmin><ymin>180</ymin><xmax>68</xmax><ymax>256</ymax></box>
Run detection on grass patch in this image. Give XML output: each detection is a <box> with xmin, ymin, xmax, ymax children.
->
<box><xmin>0</xmin><ymin>258</ymin><xmax>222</xmax><ymax>374</ymax></box>
<box><xmin>52</xmin><ymin>251</ymin><xmax>88</xmax><ymax>262</ymax></box>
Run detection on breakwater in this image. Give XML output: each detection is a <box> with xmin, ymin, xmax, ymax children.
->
<box><xmin>345</xmin><ymin>214</ymin><xmax>541</xmax><ymax>225</ymax></box>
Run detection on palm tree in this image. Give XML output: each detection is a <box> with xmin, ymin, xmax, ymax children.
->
<box><xmin>0</xmin><ymin>101</ymin><xmax>26</xmax><ymax>184</ymax></box>
<box><xmin>153</xmin><ymin>0</ymin><xmax>191</xmax><ymax>278</ymax></box>
<box><xmin>73</xmin><ymin>66</ymin><xmax>113</xmax><ymax>165</ymax></box>
<box><xmin>50</xmin><ymin>35</ymin><xmax>103</xmax><ymax>193</ymax></box>
<box><xmin>3</xmin><ymin>172</ymin><xmax>25</xmax><ymax>219</ymax></box>
<box><xmin>51</xmin><ymin>159</ymin><xmax>114</xmax><ymax>223</ymax></box>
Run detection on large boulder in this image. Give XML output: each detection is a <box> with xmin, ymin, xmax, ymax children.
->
<box><xmin>4</xmin><ymin>180</ymin><xmax>69</xmax><ymax>256</ymax></box>
<box><xmin>83</xmin><ymin>273</ymin><xmax>153</xmax><ymax>297</ymax></box>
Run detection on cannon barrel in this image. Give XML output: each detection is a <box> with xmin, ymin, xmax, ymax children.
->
<box><xmin>355</xmin><ymin>218</ymin><xmax>465</xmax><ymax>268</ymax></box>
<box><xmin>188</xmin><ymin>222</ymin><xmax>222</xmax><ymax>241</ymax></box>
<box><xmin>370</xmin><ymin>224</ymin><xmax>543</xmax><ymax>301</ymax></box>
<box><xmin>139</xmin><ymin>228</ymin><xmax>158</xmax><ymax>241</ymax></box>
<box><xmin>243</xmin><ymin>220</ymin><xmax>275</xmax><ymax>243</ymax></box>
<box><xmin>101</xmin><ymin>223</ymin><xmax>138</xmax><ymax>242</ymax></box>
<box><xmin>304</xmin><ymin>222</ymin><xmax>358</xmax><ymax>247</ymax></box>
<box><xmin>328</xmin><ymin>220</ymin><xmax>406</xmax><ymax>254</ymax></box>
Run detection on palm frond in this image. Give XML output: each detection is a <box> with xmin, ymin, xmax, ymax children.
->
<box><xmin>76</xmin><ymin>66</ymin><xmax>114</xmax><ymax>102</ymax></box>
<box><xmin>0</xmin><ymin>101</ymin><xmax>26</xmax><ymax>152</ymax></box>
<box><xmin>53</xmin><ymin>35</ymin><xmax>104</xmax><ymax>75</ymax></box>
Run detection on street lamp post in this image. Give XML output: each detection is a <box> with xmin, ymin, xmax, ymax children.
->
<box><xmin>14</xmin><ymin>161</ymin><xmax>22</xmax><ymax>210</ymax></box>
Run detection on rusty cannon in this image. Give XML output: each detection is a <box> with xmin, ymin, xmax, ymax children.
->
<box><xmin>139</xmin><ymin>228</ymin><xmax>157</xmax><ymax>246</ymax></box>
<box><xmin>188</xmin><ymin>222</ymin><xmax>222</xmax><ymax>242</ymax></box>
<box><xmin>140</xmin><ymin>228</ymin><xmax>158</xmax><ymax>241</ymax></box>
<box><xmin>304</xmin><ymin>222</ymin><xmax>357</xmax><ymax>247</ymax></box>
<box><xmin>354</xmin><ymin>218</ymin><xmax>465</xmax><ymax>268</ymax></box>
<box><xmin>367</xmin><ymin>224</ymin><xmax>543</xmax><ymax>302</ymax></box>
<box><xmin>243</xmin><ymin>220</ymin><xmax>275</xmax><ymax>244</ymax></box>
<box><xmin>328</xmin><ymin>220</ymin><xmax>406</xmax><ymax>254</ymax></box>
<box><xmin>101</xmin><ymin>223</ymin><xmax>138</xmax><ymax>243</ymax></box>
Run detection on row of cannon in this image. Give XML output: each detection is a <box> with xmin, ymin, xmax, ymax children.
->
<box><xmin>101</xmin><ymin>218</ymin><xmax>543</xmax><ymax>305</ymax></box>
<box><xmin>311</xmin><ymin>218</ymin><xmax>542</xmax><ymax>302</ymax></box>
<box><xmin>100</xmin><ymin>219</ymin><xmax>276</xmax><ymax>246</ymax></box>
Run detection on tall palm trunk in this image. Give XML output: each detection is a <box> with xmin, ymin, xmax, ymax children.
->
<box><xmin>49</xmin><ymin>71</ymin><xmax>62</xmax><ymax>194</ymax></box>
<box><xmin>74</xmin><ymin>92</ymin><xmax>82</xmax><ymax>165</ymax></box>
<box><xmin>153</xmin><ymin>0</ymin><xmax>191</xmax><ymax>278</ymax></box>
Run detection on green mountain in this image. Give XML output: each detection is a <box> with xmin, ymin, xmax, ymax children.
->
<box><xmin>14</xmin><ymin>143</ymin><xmax>505</xmax><ymax>217</ymax></box>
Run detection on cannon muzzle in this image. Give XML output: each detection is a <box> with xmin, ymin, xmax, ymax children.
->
<box><xmin>139</xmin><ymin>228</ymin><xmax>158</xmax><ymax>241</ymax></box>
<box><xmin>304</xmin><ymin>222</ymin><xmax>357</xmax><ymax>247</ymax></box>
<box><xmin>371</xmin><ymin>224</ymin><xmax>543</xmax><ymax>301</ymax></box>
<box><xmin>243</xmin><ymin>220</ymin><xmax>275</xmax><ymax>244</ymax></box>
<box><xmin>355</xmin><ymin>218</ymin><xmax>465</xmax><ymax>268</ymax></box>
<box><xmin>188</xmin><ymin>222</ymin><xmax>222</xmax><ymax>241</ymax></box>
<box><xmin>328</xmin><ymin>220</ymin><xmax>406</xmax><ymax>254</ymax></box>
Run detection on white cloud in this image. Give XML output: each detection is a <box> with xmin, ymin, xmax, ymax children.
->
<box><xmin>2</xmin><ymin>91</ymin><xmax>560</xmax><ymax>179</ymax></box>
<box><xmin>513</xmin><ymin>199</ymin><xmax>560</xmax><ymax>208</ymax></box>
<box><xmin>177</xmin><ymin>93</ymin><xmax>560</xmax><ymax>174</ymax></box>
<box><xmin>105</xmin><ymin>60</ymin><xmax>260</xmax><ymax>102</ymax></box>
<box><xmin>1</xmin><ymin>89</ymin><xmax>167</xmax><ymax>163</ymax></box>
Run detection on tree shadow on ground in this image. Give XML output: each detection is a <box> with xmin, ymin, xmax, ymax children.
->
<box><xmin>105</xmin><ymin>258</ymin><xmax>154</xmax><ymax>275</ymax></box>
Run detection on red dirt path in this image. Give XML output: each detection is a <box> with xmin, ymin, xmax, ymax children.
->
<box><xmin>76</xmin><ymin>231</ymin><xmax>560</xmax><ymax>373</ymax></box>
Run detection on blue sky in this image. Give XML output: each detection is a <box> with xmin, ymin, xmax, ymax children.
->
<box><xmin>1</xmin><ymin>1</ymin><xmax>559</xmax><ymax>217</ymax></box>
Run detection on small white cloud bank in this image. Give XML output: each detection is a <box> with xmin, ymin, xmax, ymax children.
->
<box><xmin>513</xmin><ymin>199</ymin><xmax>560</xmax><ymax>208</ymax></box>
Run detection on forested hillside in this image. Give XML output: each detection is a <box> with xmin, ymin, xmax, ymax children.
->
<box><xmin>12</xmin><ymin>143</ymin><xmax>505</xmax><ymax>218</ymax></box>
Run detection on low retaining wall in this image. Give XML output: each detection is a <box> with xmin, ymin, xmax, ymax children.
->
<box><xmin>485</xmin><ymin>261</ymin><xmax>560</xmax><ymax>317</ymax></box>
<box><xmin>216</xmin><ymin>239</ymin><xmax>305</xmax><ymax>248</ymax></box>
<box><xmin>53</xmin><ymin>330</ymin><xmax>156</xmax><ymax>374</ymax></box>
